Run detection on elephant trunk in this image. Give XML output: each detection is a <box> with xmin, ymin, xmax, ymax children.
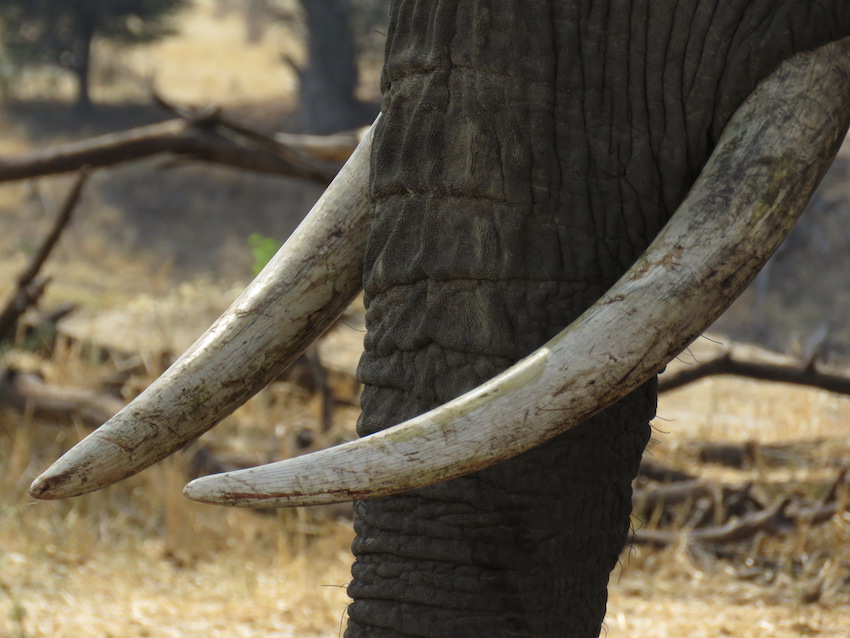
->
<box><xmin>348</xmin><ymin>4</ymin><xmax>657</xmax><ymax>635</ymax></box>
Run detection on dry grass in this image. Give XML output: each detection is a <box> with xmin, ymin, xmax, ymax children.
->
<box><xmin>2</xmin><ymin>353</ymin><xmax>849</xmax><ymax>637</ymax></box>
<box><xmin>0</xmin><ymin>348</ymin><xmax>358</xmax><ymax>638</ymax></box>
<box><xmin>609</xmin><ymin>354</ymin><xmax>850</xmax><ymax>637</ymax></box>
<box><xmin>0</xmin><ymin>491</ymin><xmax>354</xmax><ymax>638</ymax></box>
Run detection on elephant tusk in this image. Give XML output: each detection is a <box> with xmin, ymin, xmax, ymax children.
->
<box><xmin>182</xmin><ymin>40</ymin><xmax>850</xmax><ymax>507</ymax></box>
<box><xmin>29</xmin><ymin>118</ymin><xmax>377</xmax><ymax>500</ymax></box>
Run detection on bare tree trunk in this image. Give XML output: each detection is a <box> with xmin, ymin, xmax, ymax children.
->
<box><xmin>295</xmin><ymin>0</ymin><xmax>367</xmax><ymax>133</ymax></box>
<box><xmin>71</xmin><ymin>11</ymin><xmax>94</xmax><ymax>111</ymax></box>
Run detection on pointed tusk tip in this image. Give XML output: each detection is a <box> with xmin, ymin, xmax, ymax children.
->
<box><xmin>182</xmin><ymin>479</ymin><xmax>203</xmax><ymax>501</ymax></box>
<box><xmin>28</xmin><ymin>479</ymin><xmax>50</xmax><ymax>500</ymax></box>
<box><xmin>183</xmin><ymin>473</ymin><xmax>308</xmax><ymax>508</ymax></box>
<box><xmin>183</xmin><ymin>476</ymin><xmax>228</xmax><ymax>505</ymax></box>
<box><xmin>29</xmin><ymin>472</ymin><xmax>76</xmax><ymax>500</ymax></box>
<box><xmin>29</xmin><ymin>458</ymin><xmax>106</xmax><ymax>500</ymax></box>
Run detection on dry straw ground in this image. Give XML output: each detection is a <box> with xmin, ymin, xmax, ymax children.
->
<box><xmin>1</xmin><ymin>2</ymin><xmax>849</xmax><ymax>636</ymax></box>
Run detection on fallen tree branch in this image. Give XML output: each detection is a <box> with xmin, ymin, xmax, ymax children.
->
<box><xmin>696</xmin><ymin>441</ymin><xmax>760</xmax><ymax>468</ymax></box>
<box><xmin>794</xmin><ymin>467</ymin><xmax>850</xmax><ymax>525</ymax></box>
<box><xmin>150</xmin><ymin>93</ymin><xmax>364</xmax><ymax>164</ymax></box>
<box><xmin>0</xmin><ymin>112</ymin><xmax>355</xmax><ymax>185</ymax></box>
<box><xmin>633</xmin><ymin>479</ymin><xmax>719</xmax><ymax>510</ymax></box>
<box><xmin>631</xmin><ymin>498</ymin><xmax>796</xmax><ymax>547</ymax></box>
<box><xmin>0</xmin><ymin>367</ymin><xmax>124</xmax><ymax>428</ymax></box>
<box><xmin>820</xmin><ymin>467</ymin><xmax>848</xmax><ymax>505</ymax></box>
<box><xmin>630</xmin><ymin>469</ymin><xmax>850</xmax><ymax>548</ymax></box>
<box><xmin>638</xmin><ymin>457</ymin><xmax>698</xmax><ymax>483</ymax></box>
<box><xmin>659</xmin><ymin>341</ymin><xmax>850</xmax><ymax>395</ymax></box>
<box><xmin>690</xmin><ymin>498</ymin><xmax>795</xmax><ymax>544</ymax></box>
<box><xmin>0</xmin><ymin>170</ymin><xmax>88</xmax><ymax>343</ymax></box>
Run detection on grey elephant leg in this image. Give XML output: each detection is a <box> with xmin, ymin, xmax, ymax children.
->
<box><xmin>348</xmin><ymin>1</ymin><xmax>850</xmax><ymax>636</ymax></box>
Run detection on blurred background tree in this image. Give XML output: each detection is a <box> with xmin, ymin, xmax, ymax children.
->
<box><xmin>0</xmin><ymin>0</ymin><xmax>189</xmax><ymax>111</ymax></box>
<box><xmin>293</xmin><ymin>0</ymin><xmax>362</xmax><ymax>134</ymax></box>
<box><xmin>233</xmin><ymin>0</ymin><xmax>389</xmax><ymax>133</ymax></box>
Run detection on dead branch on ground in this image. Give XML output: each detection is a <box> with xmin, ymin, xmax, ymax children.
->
<box><xmin>0</xmin><ymin>102</ymin><xmax>359</xmax><ymax>185</ymax></box>
<box><xmin>630</xmin><ymin>461</ymin><xmax>849</xmax><ymax>548</ymax></box>
<box><xmin>638</xmin><ymin>457</ymin><xmax>698</xmax><ymax>483</ymax></box>
<box><xmin>0</xmin><ymin>170</ymin><xmax>89</xmax><ymax>343</ymax></box>
<box><xmin>634</xmin><ymin>479</ymin><xmax>723</xmax><ymax>510</ymax></box>
<box><xmin>0</xmin><ymin>367</ymin><xmax>124</xmax><ymax>428</ymax></box>
<box><xmin>631</xmin><ymin>486</ymin><xmax>849</xmax><ymax>548</ymax></box>
<box><xmin>150</xmin><ymin>92</ymin><xmax>363</xmax><ymax>164</ymax></box>
<box><xmin>659</xmin><ymin>340</ymin><xmax>850</xmax><ymax>396</ymax></box>
<box><xmin>631</xmin><ymin>498</ymin><xmax>794</xmax><ymax>547</ymax></box>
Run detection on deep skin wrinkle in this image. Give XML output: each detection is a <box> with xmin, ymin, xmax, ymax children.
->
<box><xmin>350</xmin><ymin>2</ymin><xmax>850</xmax><ymax>636</ymax></box>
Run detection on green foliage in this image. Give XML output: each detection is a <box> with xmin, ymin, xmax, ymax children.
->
<box><xmin>0</xmin><ymin>0</ymin><xmax>189</xmax><ymax>106</ymax></box>
<box><xmin>248</xmin><ymin>233</ymin><xmax>282</xmax><ymax>275</ymax></box>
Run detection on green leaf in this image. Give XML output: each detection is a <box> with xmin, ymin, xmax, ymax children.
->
<box><xmin>248</xmin><ymin>233</ymin><xmax>282</xmax><ymax>276</ymax></box>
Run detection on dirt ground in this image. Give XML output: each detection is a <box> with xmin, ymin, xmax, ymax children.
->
<box><xmin>1</xmin><ymin>2</ymin><xmax>849</xmax><ymax>636</ymax></box>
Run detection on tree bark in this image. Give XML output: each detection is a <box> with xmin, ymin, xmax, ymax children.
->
<box><xmin>658</xmin><ymin>341</ymin><xmax>850</xmax><ymax>396</ymax></box>
<box><xmin>0</xmin><ymin>116</ymin><xmax>346</xmax><ymax>185</ymax></box>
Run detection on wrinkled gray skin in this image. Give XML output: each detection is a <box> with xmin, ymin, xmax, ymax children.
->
<box><xmin>347</xmin><ymin>2</ymin><xmax>850</xmax><ymax>637</ymax></box>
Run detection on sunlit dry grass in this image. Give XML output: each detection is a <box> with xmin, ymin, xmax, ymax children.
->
<box><xmin>0</xmin><ymin>349</ymin><xmax>357</xmax><ymax>638</ymax></box>
<box><xmin>2</xmin><ymin>341</ymin><xmax>850</xmax><ymax>637</ymax></box>
<box><xmin>0</xmin><ymin>480</ymin><xmax>354</xmax><ymax>638</ymax></box>
<box><xmin>113</xmin><ymin>0</ymin><xmax>300</xmax><ymax>108</ymax></box>
<box><xmin>7</xmin><ymin>0</ymin><xmax>298</xmax><ymax>109</ymax></box>
<box><xmin>606</xmin><ymin>355</ymin><xmax>850</xmax><ymax>637</ymax></box>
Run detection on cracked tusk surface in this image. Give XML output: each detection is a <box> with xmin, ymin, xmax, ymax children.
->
<box><xmin>184</xmin><ymin>40</ymin><xmax>850</xmax><ymax>507</ymax></box>
<box><xmin>29</xmin><ymin>118</ymin><xmax>377</xmax><ymax>500</ymax></box>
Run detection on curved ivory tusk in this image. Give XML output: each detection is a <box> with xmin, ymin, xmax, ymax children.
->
<box><xmin>29</xmin><ymin>118</ymin><xmax>377</xmax><ymax>500</ymax></box>
<box><xmin>183</xmin><ymin>40</ymin><xmax>850</xmax><ymax>507</ymax></box>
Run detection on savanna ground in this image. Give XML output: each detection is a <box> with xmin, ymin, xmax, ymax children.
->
<box><xmin>1</xmin><ymin>2</ymin><xmax>849</xmax><ymax>636</ymax></box>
